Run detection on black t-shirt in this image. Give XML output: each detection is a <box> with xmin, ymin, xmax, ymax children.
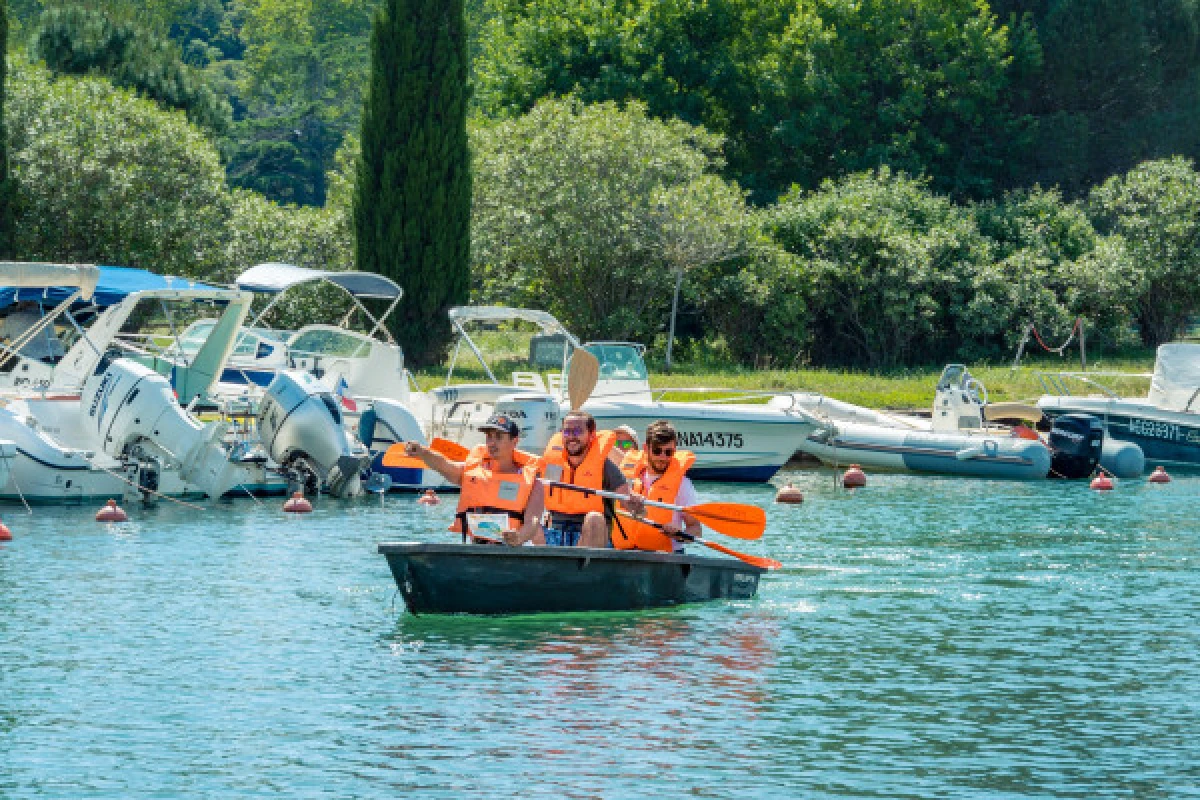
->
<box><xmin>548</xmin><ymin>458</ymin><xmax>627</xmax><ymax>528</ymax></box>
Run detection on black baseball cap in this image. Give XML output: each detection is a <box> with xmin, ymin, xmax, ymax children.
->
<box><xmin>478</xmin><ymin>413</ymin><xmax>520</xmax><ymax>436</ymax></box>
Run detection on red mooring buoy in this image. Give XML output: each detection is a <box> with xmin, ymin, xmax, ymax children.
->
<box><xmin>417</xmin><ymin>489</ymin><xmax>440</xmax><ymax>506</ymax></box>
<box><xmin>775</xmin><ymin>482</ymin><xmax>804</xmax><ymax>504</ymax></box>
<box><xmin>1149</xmin><ymin>466</ymin><xmax>1172</xmax><ymax>484</ymax></box>
<box><xmin>842</xmin><ymin>464</ymin><xmax>867</xmax><ymax>488</ymax></box>
<box><xmin>1090</xmin><ymin>473</ymin><xmax>1115</xmax><ymax>491</ymax></box>
<box><xmin>0</xmin><ymin>518</ymin><xmax>11</xmax><ymax>541</ymax></box>
<box><xmin>95</xmin><ymin>499</ymin><xmax>128</xmax><ymax>522</ymax></box>
<box><xmin>283</xmin><ymin>492</ymin><xmax>313</xmax><ymax>513</ymax></box>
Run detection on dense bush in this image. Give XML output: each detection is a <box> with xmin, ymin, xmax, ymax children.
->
<box><xmin>7</xmin><ymin>59</ymin><xmax>230</xmax><ymax>276</ymax></box>
<box><xmin>1087</xmin><ymin>157</ymin><xmax>1200</xmax><ymax>348</ymax></box>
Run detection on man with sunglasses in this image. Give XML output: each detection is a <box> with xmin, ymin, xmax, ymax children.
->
<box><xmin>540</xmin><ymin>411</ymin><xmax>643</xmax><ymax>547</ymax></box>
<box><xmin>612</xmin><ymin>420</ymin><xmax>700</xmax><ymax>553</ymax></box>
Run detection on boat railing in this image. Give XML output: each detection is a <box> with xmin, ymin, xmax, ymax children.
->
<box><xmin>646</xmin><ymin>386</ymin><xmax>785</xmax><ymax>405</ymax></box>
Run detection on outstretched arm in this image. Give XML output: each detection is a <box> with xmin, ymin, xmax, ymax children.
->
<box><xmin>404</xmin><ymin>441</ymin><xmax>464</xmax><ymax>485</ymax></box>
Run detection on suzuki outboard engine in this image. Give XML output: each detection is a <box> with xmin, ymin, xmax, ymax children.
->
<box><xmin>257</xmin><ymin>370</ymin><xmax>369</xmax><ymax>497</ymax></box>
<box><xmin>83</xmin><ymin>356</ymin><xmax>251</xmax><ymax>499</ymax></box>
<box><xmin>1047</xmin><ymin>413</ymin><xmax>1104</xmax><ymax>479</ymax></box>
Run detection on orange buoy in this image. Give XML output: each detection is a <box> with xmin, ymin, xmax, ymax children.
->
<box><xmin>774</xmin><ymin>482</ymin><xmax>804</xmax><ymax>504</ymax></box>
<box><xmin>95</xmin><ymin>499</ymin><xmax>128</xmax><ymax>522</ymax></box>
<box><xmin>283</xmin><ymin>492</ymin><xmax>313</xmax><ymax>513</ymax></box>
<box><xmin>1149</xmin><ymin>466</ymin><xmax>1171</xmax><ymax>484</ymax></box>
<box><xmin>842</xmin><ymin>464</ymin><xmax>867</xmax><ymax>488</ymax></box>
<box><xmin>417</xmin><ymin>489</ymin><xmax>440</xmax><ymax>506</ymax></box>
<box><xmin>1010</xmin><ymin>424</ymin><xmax>1041</xmax><ymax>441</ymax></box>
<box><xmin>1090</xmin><ymin>473</ymin><xmax>1114</xmax><ymax>491</ymax></box>
<box><xmin>0</xmin><ymin>518</ymin><xmax>11</xmax><ymax>541</ymax></box>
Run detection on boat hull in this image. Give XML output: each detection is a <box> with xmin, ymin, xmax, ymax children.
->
<box><xmin>1039</xmin><ymin>397</ymin><xmax>1200</xmax><ymax>470</ymax></box>
<box><xmin>583</xmin><ymin>401</ymin><xmax>812</xmax><ymax>482</ymax></box>
<box><xmin>379</xmin><ymin>542</ymin><xmax>764</xmax><ymax>615</ymax></box>
<box><xmin>796</xmin><ymin>421</ymin><xmax>1052</xmax><ymax>479</ymax></box>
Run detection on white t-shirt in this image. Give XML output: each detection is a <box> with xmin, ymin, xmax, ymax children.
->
<box><xmin>641</xmin><ymin>472</ymin><xmax>698</xmax><ymax>551</ymax></box>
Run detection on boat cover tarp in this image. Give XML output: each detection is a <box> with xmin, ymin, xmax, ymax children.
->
<box><xmin>0</xmin><ymin>263</ymin><xmax>100</xmax><ymax>303</ymax></box>
<box><xmin>1148</xmin><ymin>343</ymin><xmax>1200</xmax><ymax>411</ymax></box>
<box><xmin>0</xmin><ymin>265</ymin><xmax>215</xmax><ymax>310</ymax></box>
<box><xmin>448</xmin><ymin>306</ymin><xmax>575</xmax><ymax>338</ymax></box>
<box><xmin>236</xmin><ymin>262</ymin><xmax>402</xmax><ymax>299</ymax></box>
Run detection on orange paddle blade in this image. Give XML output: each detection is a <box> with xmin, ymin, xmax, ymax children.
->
<box><xmin>381</xmin><ymin>444</ymin><xmax>426</xmax><ymax>469</ymax></box>
<box><xmin>694</xmin><ymin>538</ymin><xmax>782</xmax><ymax>570</ymax></box>
<box><xmin>686</xmin><ymin>502</ymin><xmax>767</xmax><ymax>540</ymax></box>
<box><xmin>430</xmin><ymin>437</ymin><xmax>470</xmax><ymax>461</ymax></box>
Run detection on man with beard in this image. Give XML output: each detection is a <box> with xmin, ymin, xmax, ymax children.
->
<box><xmin>612</xmin><ymin>419</ymin><xmax>701</xmax><ymax>553</ymax></box>
<box><xmin>540</xmin><ymin>411</ymin><xmax>643</xmax><ymax>547</ymax></box>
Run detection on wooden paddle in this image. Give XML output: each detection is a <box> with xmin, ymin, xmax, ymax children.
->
<box><xmin>567</xmin><ymin>348</ymin><xmax>600</xmax><ymax>411</ymax></box>
<box><xmin>380</xmin><ymin>446</ymin><xmax>427</xmax><ymax>469</ymax></box>
<box><xmin>616</xmin><ymin>511</ymin><xmax>780</xmax><ymax>570</ymax></box>
<box><xmin>542</xmin><ymin>480</ymin><xmax>766</xmax><ymax>540</ymax></box>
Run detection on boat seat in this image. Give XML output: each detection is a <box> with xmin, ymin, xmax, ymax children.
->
<box><xmin>511</xmin><ymin>372</ymin><xmax>546</xmax><ymax>392</ymax></box>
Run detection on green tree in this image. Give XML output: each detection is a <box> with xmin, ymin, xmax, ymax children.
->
<box><xmin>6</xmin><ymin>58</ymin><xmax>230</xmax><ymax>275</ymax></box>
<box><xmin>471</xmin><ymin>97</ymin><xmax>741</xmax><ymax>342</ymax></box>
<box><xmin>1088</xmin><ymin>157</ymin><xmax>1200</xmax><ymax>347</ymax></box>
<box><xmin>33</xmin><ymin>5</ymin><xmax>231</xmax><ymax>134</ymax></box>
<box><xmin>767</xmin><ymin>168</ymin><xmax>987</xmax><ymax>369</ymax></box>
<box><xmin>354</xmin><ymin>0</ymin><xmax>471</xmax><ymax>365</ymax></box>
<box><xmin>0</xmin><ymin>0</ymin><xmax>16</xmax><ymax>257</ymax></box>
<box><xmin>475</xmin><ymin>0</ymin><xmax>1033</xmax><ymax>202</ymax></box>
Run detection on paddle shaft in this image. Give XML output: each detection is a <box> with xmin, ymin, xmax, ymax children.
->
<box><xmin>544</xmin><ymin>480</ymin><xmax>688</xmax><ymax>514</ymax></box>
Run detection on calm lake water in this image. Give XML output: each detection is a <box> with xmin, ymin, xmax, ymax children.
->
<box><xmin>2</xmin><ymin>467</ymin><xmax>1197</xmax><ymax>798</ymax></box>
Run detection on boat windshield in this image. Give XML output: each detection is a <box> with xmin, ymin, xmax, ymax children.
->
<box><xmin>289</xmin><ymin>328</ymin><xmax>372</xmax><ymax>358</ymax></box>
<box><xmin>176</xmin><ymin>320</ymin><xmax>286</xmax><ymax>360</ymax></box>
<box><xmin>585</xmin><ymin>343</ymin><xmax>649</xmax><ymax>382</ymax></box>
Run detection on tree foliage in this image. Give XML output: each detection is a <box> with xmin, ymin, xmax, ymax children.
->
<box><xmin>0</xmin><ymin>0</ymin><xmax>16</xmax><ymax>257</ymax></box>
<box><xmin>6</xmin><ymin>59</ymin><xmax>230</xmax><ymax>275</ymax></box>
<box><xmin>475</xmin><ymin>0</ymin><xmax>1034</xmax><ymax>201</ymax></box>
<box><xmin>33</xmin><ymin>5</ymin><xmax>232</xmax><ymax>134</ymax></box>
<box><xmin>1088</xmin><ymin>156</ymin><xmax>1200</xmax><ymax>347</ymax></box>
<box><xmin>471</xmin><ymin>96</ymin><xmax>750</xmax><ymax>341</ymax></box>
<box><xmin>354</xmin><ymin>0</ymin><xmax>471</xmax><ymax>365</ymax></box>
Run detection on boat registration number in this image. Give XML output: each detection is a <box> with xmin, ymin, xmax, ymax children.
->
<box><xmin>1128</xmin><ymin>418</ymin><xmax>1200</xmax><ymax>443</ymax></box>
<box><xmin>677</xmin><ymin>432</ymin><xmax>745</xmax><ymax>449</ymax></box>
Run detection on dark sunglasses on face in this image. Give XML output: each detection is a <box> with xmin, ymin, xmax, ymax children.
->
<box><xmin>562</xmin><ymin>426</ymin><xmax>587</xmax><ymax>436</ymax></box>
<box><xmin>650</xmin><ymin>445</ymin><xmax>676</xmax><ymax>456</ymax></box>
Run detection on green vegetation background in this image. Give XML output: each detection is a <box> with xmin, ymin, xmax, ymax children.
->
<box><xmin>5</xmin><ymin>0</ymin><xmax>1200</xmax><ymax>390</ymax></box>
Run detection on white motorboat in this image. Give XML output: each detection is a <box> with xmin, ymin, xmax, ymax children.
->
<box><xmin>376</xmin><ymin>307</ymin><xmax>819</xmax><ymax>483</ymax></box>
<box><xmin>778</xmin><ymin>365</ymin><xmax>1057</xmax><ymax>479</ymax></box>
<box><xmin>0</xmin><ymin>263</ymin><xmax>270</xmax><ymax>503</ymax></box>
<box><xmin>1038</xmin><ymin>343</ymin><xmax>1200</xmax><ymax>471</ymax></box>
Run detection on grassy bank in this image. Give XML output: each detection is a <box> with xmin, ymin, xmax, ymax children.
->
<box><xmin>415</xmin><ymin>346</ymin><xmax>1157</xmax><ymax>410</ymax></box>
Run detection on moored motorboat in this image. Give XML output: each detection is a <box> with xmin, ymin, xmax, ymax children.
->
<box><xmin>378</xmin><ymin>541</ymin><xmax>765</xmax><ymax>615</ymax></box>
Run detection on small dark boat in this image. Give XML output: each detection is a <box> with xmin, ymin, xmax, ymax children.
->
<box><xmin>378</xmin><ymin>542</ymin><xmax>765</xmax><ymax>615</ymax></box>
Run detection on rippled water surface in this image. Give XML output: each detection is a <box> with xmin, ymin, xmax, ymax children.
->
<box><xmin>2</xmin><ymin>468</ymin><xmax>1198</xmax><ymax>798</ymax></box>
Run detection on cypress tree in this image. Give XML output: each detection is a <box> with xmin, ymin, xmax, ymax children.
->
<box><xmin>354</xmin><ymin>0</ymin><xmax>471</xmax><ymax>366</ymax></box>
<box><xmin>0</xmin><ymin>0</ymin><xmax>15</xmax><ymax>257</ymax></box>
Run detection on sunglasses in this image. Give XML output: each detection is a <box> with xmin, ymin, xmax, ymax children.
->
<box><xmin>615</xmin><ymin>439</ymin><xmax>637</xmax><ymax>451</ymax></box>
<box><xmin>561</xmin><ymin>426</ymin><xmax>588</xmax><ymax>436</ymax></box>
<box><xmin>650</xmin><ymin>445</ymin><xmax>676</xmax><ymax>456</ymax></box>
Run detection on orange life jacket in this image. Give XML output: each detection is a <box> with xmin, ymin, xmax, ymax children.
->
<box><xmin>617</xmin><ymin>449</ymin><xmax>641</xmax><ymax>480</ymax></box>
<box><xmin>450</xmin><ymin>444</ymin><xmax>541</xmax><ymax>539</ymax></box>
<box><xmin>612</xmin><ymin>449</ymin><xmax>696</xmax><ymax>552</ymax></box>
<box><xmin>541</xmin><ymin>430</ymin><xmax>616</xmax><ymax>516</ymax></box>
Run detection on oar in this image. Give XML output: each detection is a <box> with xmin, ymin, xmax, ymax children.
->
<box><xmin>568</xmin><ymin>348</ymin><xmax>600</xmax><ymax>410</ymax></box>
<box><xmin>616</xmin><ymin>511</ymin><xmax>781</xmax><ymax>570</ymax></box>
<box><xmin>380</xmin><ymin>446</ymin><xmax>427</xmax><ymax>469</ymax></box>
<box><xmin>543</xmin><ymin>480</ymin><xmax>766</xmax><ymax>540</ymax></box>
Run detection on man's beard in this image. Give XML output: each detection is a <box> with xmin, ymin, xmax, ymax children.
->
<box><xmin>564</xmin><ymin>438</ymin><xmax>586</xmax><ymax>457</ymax></box>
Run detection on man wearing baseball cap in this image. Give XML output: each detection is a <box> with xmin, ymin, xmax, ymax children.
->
<box><xmin>405</xmin><ymin>413</ymin><xmax>545</xmax><ymax>546</ymax></box>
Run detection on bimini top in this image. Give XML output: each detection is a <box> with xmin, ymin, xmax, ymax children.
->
<box><xmin>448</xmin><ymin>306</ymin><xmax>579</xmax><ymax>341</ymax></box>
<box><xmin>1148</xmin><ymin>343</ymin><xmax>1200</xmax><ymax>411</ymax></box>
<box><xmin>236</xmin><ymin>262</ymin><xmax>403</xmax><ymax>299</ymax></box>
<box><xmin>0</xmin><ymin>264</ymin><xmax>214</xmax><ymax>310</ymax></box>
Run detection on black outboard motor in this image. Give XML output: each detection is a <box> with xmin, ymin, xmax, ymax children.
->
<box><xmin>1047</xmin><ymin>413</ymin><xmax>1104</xmax><ymax>479</ymax></box>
